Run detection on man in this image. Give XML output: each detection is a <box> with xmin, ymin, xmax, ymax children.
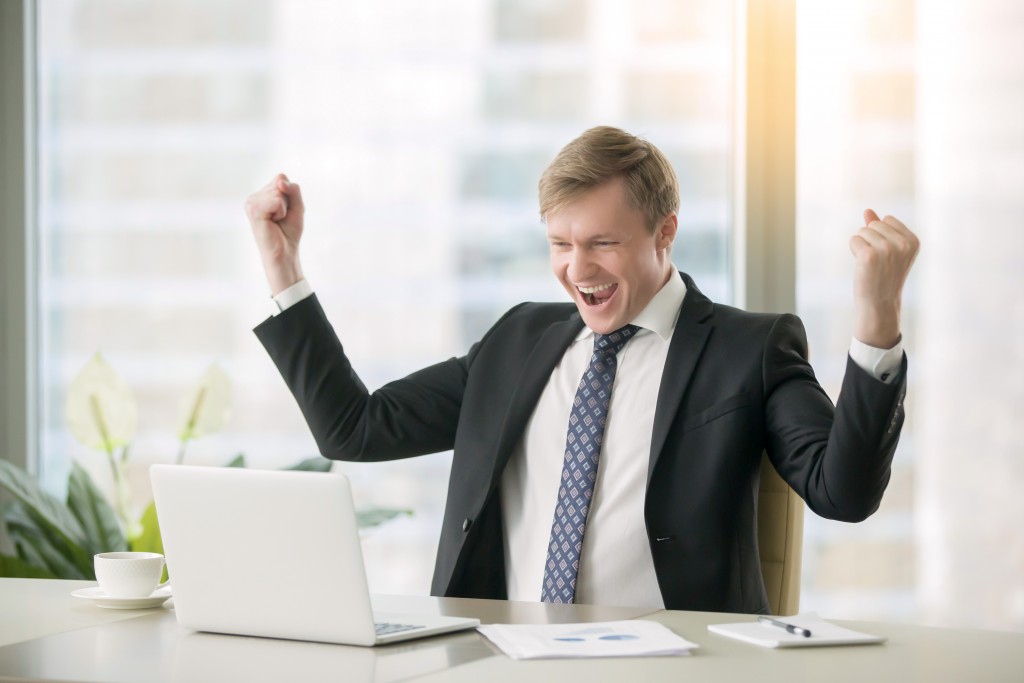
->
<box><xmin>245</xmin><ymin>126</ymin><xmax>918</xmax><ymax>614</ymax></box>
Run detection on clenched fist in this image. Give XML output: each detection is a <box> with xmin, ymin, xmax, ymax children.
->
<box><xmin>244</xmin><ymin>173</ymin><xmax>306</xmax><ymax>296</ymax></box>
<box><xmin>850</xmin><ymin>209</ymin><xmax>920</xmax><ymax>349</ymax></box>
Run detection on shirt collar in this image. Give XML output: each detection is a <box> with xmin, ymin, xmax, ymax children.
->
<box><xmin>574</xmin><ymin>270</ymin><xmax>687</xmax><ymax>342</ymax></box>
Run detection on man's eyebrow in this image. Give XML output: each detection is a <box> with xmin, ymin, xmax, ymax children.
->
<box><xmin>579</xmin><ymin>231</ymin><xmax>625</xmax><ymax>242</ymax></box>
<box><xmin>546</xmin><ymin>232</ymin><xmax>622</xmax><ymax>242</ymax></box>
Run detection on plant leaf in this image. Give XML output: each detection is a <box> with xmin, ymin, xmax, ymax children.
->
<box><xmin>130</xmin><ymin>500</ymin><xmax>164</xmax><ymax>555</ymax></box>
<box><xmin>131</xmin><ymin>500</ymin><xmax>169</xmax><ymax>583</ymax></box>
<box><xmin>178</xmin><ymin>364</ymin><xmax>232</xmax><ymax>441</ymax></box>
<box><xmin>0</xmin><ymin>553</ymin><xmax>58</xmax><ymax>579</ymax></box>
<box><xmin>4</xmin><ymin>500</ymin><xmax>91</xmax><ymax>579</ymax></box>
<box><xmin>0</xmin><ymin>459</ymin><xmax>91</xmax><ymax>571</ymax></box>
<box><xmin>66</xmin><ymin>461</ymin><xmax>128</xmax><ymax>555</ymax></box>
<box><xmin>356</xmin><ymin>508</ymin><xmax>412</xmax><ymax>529</ymax></box>
<box><xmin>1</xmin><ymin>500</ymin><xmax>51</xmax><ymax>572</ymax></box>
<box><xmin>283</xmin><ymin>457</ymin><xmax>332</xmax><ymax>473</ymax></box>
<box><xmin>224</xmin><ymin>453</ymin><xmax>246</xmax><ymax>468</ymax></box>
<box><xmin>66</xmin><ymin>353</ymin><xmax>137</xmax><ymax>451</ymax></box>
<box><xmin>9</xmin><ymin>529</ymin><xmax>54</xmax><ymax>573</ymax></box>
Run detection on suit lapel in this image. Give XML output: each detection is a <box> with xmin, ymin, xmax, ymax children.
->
<box><xmin>647</xmin><ymin>273</ymin><xmax>714</xmax><ymax>488</ymax></box>
<box><xmin>489</xmin><ymin>314</ymin><xmax>584</xmax><ymax>483</ymax></box>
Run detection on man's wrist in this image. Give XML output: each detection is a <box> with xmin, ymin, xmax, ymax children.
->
<box><xmin>263</xmin><ymin>256</ymin><xmax>304</xmax><ymax>297</ymax></box>
<box><xmin>852</xmin><ymin>302</ymin><xmax>901</xmax><ymax>349</ymax></box>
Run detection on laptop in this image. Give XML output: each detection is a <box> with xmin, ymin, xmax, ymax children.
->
<box><xmin>150</xmin><ymin>464</ymin><xmax>480</xmax><ymax>646</ymax></box>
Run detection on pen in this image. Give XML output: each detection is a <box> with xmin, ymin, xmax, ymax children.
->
<box><xmin>757</xmin><ymin>615</ymin><xmax>812</xmax><ymax>637</ymax></box>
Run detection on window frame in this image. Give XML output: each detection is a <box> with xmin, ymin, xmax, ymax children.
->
<box><xmin>733</xmin><ymin>0</ymin><xmax>796</xmax><ymax>314</ymax></box>
<box><xmin>1</xmin><ymin>0</ymin><xmax>39</xmax><ymax>478</ymax></box>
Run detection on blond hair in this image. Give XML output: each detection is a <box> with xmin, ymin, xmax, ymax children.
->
<box><xmin>538</xmin><ymin>126</ymin><xmax>679</xmax><ymax>232</ymax></box>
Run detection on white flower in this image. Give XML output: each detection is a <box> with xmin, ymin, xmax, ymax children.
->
<box><xmin>178</xmin><ymin>364</ymin><xmax>232</xmax><ymax>442</ymax></box>
<box><xmin>66</xmin><ymin>353</ymin><xmax>137</xmax><ymax>453</ymax></box>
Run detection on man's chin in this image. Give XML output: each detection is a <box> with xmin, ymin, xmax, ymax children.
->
<box><xmin>576</xmin><ymin>305</ymin><xmax>626</xmax><ymax>335</ymax></box>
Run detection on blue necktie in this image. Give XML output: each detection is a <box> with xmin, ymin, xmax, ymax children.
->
<box><xmin>541</xmin><ymin>324</ymin><xmax>640</xmax><ymax>603</ymax></box>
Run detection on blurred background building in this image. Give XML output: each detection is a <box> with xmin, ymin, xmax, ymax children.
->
<box><xmin>796</xmin><ymin>0</ymin><xmax>919</xmax><ymax>623</ymax></box>
<box><xmin>796</xmin><ymin>0</ymin><xmax>1024</xmax><ymax>632</ymax></box>
<box><xmin>27</xmin><ymin>0</ymin><xmax>1023</xmax><ymax>630</ymax></box>
<box><xmin>36</xmin><ymin>0</ymin><xmax>733</xmax><ymax>601</ymax></box>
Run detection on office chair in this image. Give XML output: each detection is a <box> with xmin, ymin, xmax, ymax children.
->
<box><xmin>756</xmin><ymin>453</ymin><xmax>804</xmax><ymax>615</ymax></box>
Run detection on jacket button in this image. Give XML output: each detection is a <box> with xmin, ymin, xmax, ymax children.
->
<box><xmin>462</xmin><ymin>518</ymin><xmax>472</xmax><ymax>532</ymax></box>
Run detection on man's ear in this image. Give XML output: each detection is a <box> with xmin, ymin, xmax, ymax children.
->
<box><xmin>656</xmin><ymin>214</ymin><xmax>678</xmax><ymax>251</ymax></box>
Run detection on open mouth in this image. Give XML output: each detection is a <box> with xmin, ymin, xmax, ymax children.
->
<box><xmin>578</xmin><ymin>282</ymin><xmax>618</xmax><ymax>307</ymax></box>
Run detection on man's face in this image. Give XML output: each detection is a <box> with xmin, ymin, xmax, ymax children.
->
<box><xmin>546</xmin><ymin>177</ymin><xmax>677</xmax><ymax>334</ymax></box>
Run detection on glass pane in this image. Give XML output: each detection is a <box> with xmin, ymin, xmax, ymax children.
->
<box><xmin>796</xmin><ymin>0</ymin><xmax>918</xmax><ymax>625</ymax></box>
<box><xmin>38</xmin><ymin>0</ymin><xmax>735</xmax><ymax>595</ymax></box>
<box><xmin>797</xmin><ymin>0</ymin><xmax>1024</xmax><ymax>630</ymax></box>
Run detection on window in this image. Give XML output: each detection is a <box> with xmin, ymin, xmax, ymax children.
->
<box><xmin>797</xmin><ymin>0</ymin><xmax>1024</xmax><ymax>630</ymax></box>
<box><xmin>36</xmin><ymin>0</ymin><xmax>735</xmax><ymax>595</ymax></box>
<box><xmin>28</xmin><ymin>1</ymin><xmax>1021</xmax><ymax>630</ymax></box>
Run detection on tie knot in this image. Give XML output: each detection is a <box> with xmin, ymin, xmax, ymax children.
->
<box><xmin>593</xmin><ymin>324</ymin><xmax>640</xmax><ymax>357</ymax></box>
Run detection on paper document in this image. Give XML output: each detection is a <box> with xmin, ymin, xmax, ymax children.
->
<box><xmin>708</xmin><ymin>612</ymin><xmax>886</xmax><ymax>648</ymax></box>
<box><xmin>477</xmin><ymin>620</ymin><xmax>699</xmax><ymax>659</ymax></box>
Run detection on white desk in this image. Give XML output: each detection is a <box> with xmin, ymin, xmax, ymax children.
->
<box><xmin>1</xmin><ymin>579</ymin><xmax>1022</xmax><ymax>682</ymax></box>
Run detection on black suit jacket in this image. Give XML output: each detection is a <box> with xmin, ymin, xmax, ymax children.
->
<box><xmin>254</xmin><ymin>273</ymin><xmax>906</xmax><ymax>614</ymax></box>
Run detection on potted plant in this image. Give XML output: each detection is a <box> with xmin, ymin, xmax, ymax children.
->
<box><xmin>0</xmin><ymin>354</ymin><xmax>409</xmax><ymax>580</ymax></box>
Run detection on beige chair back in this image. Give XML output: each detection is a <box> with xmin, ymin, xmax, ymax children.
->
<box><xmin>756</xmin><ymin>453</ymin><xmax>804</xmax><ymax>615</ymax></box>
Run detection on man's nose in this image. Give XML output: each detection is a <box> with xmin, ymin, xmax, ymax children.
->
<box><xmin>566</xmin><ymin>248</ymin><xmax>594</xmax><ymax>283</ymax></box>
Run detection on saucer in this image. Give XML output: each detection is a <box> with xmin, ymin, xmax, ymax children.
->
<box><xmin>71</xmin><ymin>586</ymin><xmax>173</xmax><ymax>610</ymax></box>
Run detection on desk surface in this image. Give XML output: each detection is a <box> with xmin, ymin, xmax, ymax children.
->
<box><xmin>1</xmin><ymin>579</ymin><xmax>1022</xmax><ymax>682</ymax></box>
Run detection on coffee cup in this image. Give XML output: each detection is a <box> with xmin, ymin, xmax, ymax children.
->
<box><xmin>94</xmin><ymin>552</ymin><xmax>167</xmax><ymax>598</ymax></box>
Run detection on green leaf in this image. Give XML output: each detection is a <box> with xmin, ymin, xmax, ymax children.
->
<box><xmin>9</xmin><ymin>529</ymin><xmax>59</xmax><ymax>575</ymax></box>
<box><xmin>356</xmin><ymin>508</ymin><xmax>412</xmax><ymax>529</ymax></box>
<box><xmin>130</xmin><ymin>500</ymin><xmax>164</xmax><ymax>555</ymax></box>
<box><xmin>131</xmin><ymin>500</ymin><xmax>168</xmax><ymax>583</ymax></box>
<box><xmin>4</xmin><ymin>501</ymin><xmax>91</xmax><ymax>579</ymax></box>
<box><xmin>0</xmin><ymin>459</ymin><xmax>91</xmax><ymax>573</ymax></box>
<box><xmin>283</xmin><ymin>457</ymin><xmax>332</xmax><ymax>473</ymax></box>
<box><xmin>224</xmin><ymin>453</ymin><xmax>246</xmax><ymax>468</ymax></box>
<box><xmin>0</xmin><ymin>500</ymin><xmax>49</xmax><ymax>571</ymax></box>
<box><xmin>66</xmin><ymin>461</ymin><xmax>128</xmax><ymax>555</ymax></box>
<box><xmin>0</xmin><ymin>553</ymin><xmax>57</xmax><ymax>579</ymax></box>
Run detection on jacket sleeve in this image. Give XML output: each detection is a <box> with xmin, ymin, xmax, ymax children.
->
<box><xmin>254</xmin><ymin>295</ymin><xmax>471</xmax><ymax>462</ymax></box>
<box><xmin>762</xmin><ymin>313</ymin><xmax>907</xmax><ymax>522</ymax></box>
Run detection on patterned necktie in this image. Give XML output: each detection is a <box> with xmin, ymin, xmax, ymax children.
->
<box><xmin>541</xmin><ymin>323</ymin><xmax>640</xmax><ymax>603</ymax></box>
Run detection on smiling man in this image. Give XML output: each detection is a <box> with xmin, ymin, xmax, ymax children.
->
<box><xmin>546</xmin><ymin>176</ymin><xmax>676</xmax><ymax>334</ymax></box>
<box><xmin>247</xmin><ymin>126</ymin><xmax>919</xmax><ymax>613</ymax></box>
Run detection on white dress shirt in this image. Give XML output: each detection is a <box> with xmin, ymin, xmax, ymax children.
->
<box><xmin>270</xmin><ymin>275</ymin><xmax>902</xmax><ymax>608</ymax></box>
<box><xmin>500</xmin><ymin>271</ymin><xmax>687</xmax><ymax>608</ymax></box>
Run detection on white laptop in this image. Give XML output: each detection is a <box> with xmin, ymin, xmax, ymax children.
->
<box><xmin>150</xmin><ymin>464</ymin><xmax>480</xmax><ymax>646</ymax></box>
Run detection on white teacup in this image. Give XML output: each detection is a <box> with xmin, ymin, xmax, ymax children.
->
<box><xmin>94</xmin><ymin>552</ymin><xmax>167</xmax><ymax>598</ymax></box>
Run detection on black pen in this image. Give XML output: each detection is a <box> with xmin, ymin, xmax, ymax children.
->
<box><xmin>758</xmin><ymin>615</ymin><xmax>812</xmax><ymax>637</ymax></box>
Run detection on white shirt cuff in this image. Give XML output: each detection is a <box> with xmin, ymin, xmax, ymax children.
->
<box><xmin>849</xmin><ymin>336</ymin><xmax>903</xmax><ymax>385</ymax></box>
<box><xmin>270</xmin><ymin>279</ymin><xmax>314</xmax><ymax>316</ymax></box>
